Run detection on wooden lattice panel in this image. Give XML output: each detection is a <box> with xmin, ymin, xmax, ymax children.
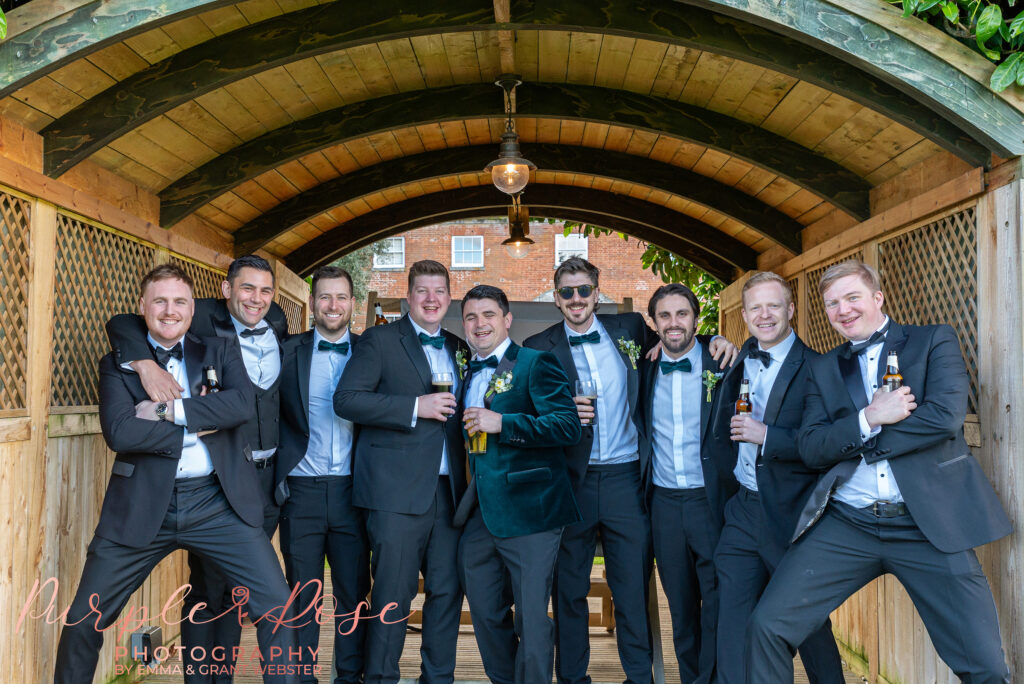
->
<box><xmin>802</xmin><ymin>253</ymin><xmax>863</xmax><ymax>353</ymax></box>
<box><xmin>0</xmin><ymin>191</ymin><xmax>31</xmax><ymax>411</ymax></box>
<box><xmin>170</xmin><ymin>257</ymin><xmax>225</xmax><ymax>299</ymax></box>
<box><xmin>878</xmin><ymin>208</ymin><xmax>978</xmax><ymax>412</ymax></box>
<box><xmin>276</xmin><ymin>294</ymin><xmax>305</xmax><ymax>335</ymax></box>
<box><xmin>51</xmin><ymin>215</ymin><xmax>157</xmax><ymax>406</ymax></box>
<box><xmin>720</xmin><ymin>306</ymin><xmax>748</xmax><ymax>347</ymax></box>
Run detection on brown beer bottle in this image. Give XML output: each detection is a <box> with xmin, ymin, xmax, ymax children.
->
<box><xmin>374</xmin><ymin>303</ymin><xmax>388</xmax><ymax>326</ymax></box>
<box><xmin>203</xmin><ymin>365</ymin><xmax>222</xmax><ymax>393</ymax></box>
<box><xmin>735</xmin><ymin>378</ymin><xmax>751</xmax><ymax>414</ymax></box>
<box><xmin>882</xmin><ymin>351</ymin><xmax>903</xmax><ymax>392</ymax></box>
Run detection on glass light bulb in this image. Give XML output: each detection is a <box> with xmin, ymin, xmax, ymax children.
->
<box><xmin>492</xmin><ymin>163</ymin><xmax>530</xmax><ymax>195</ymax></box>
<box><xmin>504</xmin><ymin>241</ymin><xmax>531</xmax><ymax>259</ymax></box>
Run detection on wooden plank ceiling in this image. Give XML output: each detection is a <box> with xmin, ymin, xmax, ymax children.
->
<box><xmin>0</xmin><ymin>0</ymin><xmax>967</xmax><ymax>277</ymax></box>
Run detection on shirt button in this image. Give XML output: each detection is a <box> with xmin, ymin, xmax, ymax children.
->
<box><xmin>880</xmin><ymin>473</ymin><xmax>885</xmax><ymax>477</ymax></box>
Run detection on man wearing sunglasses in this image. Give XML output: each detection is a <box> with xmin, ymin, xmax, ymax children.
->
<box><xmin>524</xmin><ymin>257</ymin><xmax>737</xmax><ymax>684</ymax></box>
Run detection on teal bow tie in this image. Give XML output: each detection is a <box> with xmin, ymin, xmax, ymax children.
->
<box><xmin>318</xmin><ymin>340</ymin><xmax>349</xmax><ymax>354</ymax></box>
<box><xmin>660</xmin><ymin>358</ymin><xmax>692</xmax><ymax>374</ymax></box>
<box><xmin>418</xmin><ymin>332</ymin><xmax>445</xmax><ymax>349</ymax></box>
<box><xmin>568</xmin><ymin>331</ymin><xmax>601</xmax><ymax>346</ymax></box>
<box><xmin>469</xmin><ymin>357</ymin><xmax>499</xmax><ymax>372</ymax></box>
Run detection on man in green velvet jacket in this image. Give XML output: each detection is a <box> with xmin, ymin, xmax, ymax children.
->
<box><xmin>453</xmin><ymin>284</ymin><xmax>581</xmax><ymax>684</ymax></box>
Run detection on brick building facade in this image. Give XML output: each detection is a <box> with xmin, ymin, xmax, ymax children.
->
<box><xmin>355</xmin><ymin>219</ymin><xmax>666</xmax><ymax>331</ymax></box>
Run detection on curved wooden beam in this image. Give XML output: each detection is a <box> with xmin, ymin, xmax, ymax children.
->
<box><xmin>38</xmin><ymin>0</ymin><xmax>994</xmax><ymax>178</ymax></box>
<box><xmin>674</xmin><ymin>0</ymin><xmax>1024</xmax><ymax>156</ymax></box>
<box><xmin>156</xmin><ymin>82</ymin><xmax>869</xmax><ymax>227</ymax></box>
<box><xmin>284</xmin><ymin>183</ymin><xmax>757</xmax><ymax>279</ymax></box>
<box><xmin>1</xmin><ymin>0</ymin><xmax>233</xmax><ymax>94</ymax></box>
<box><xmin>233</xmin><ymin>144</ymin><xmax>806</xmax><ymax>256</ymax></box>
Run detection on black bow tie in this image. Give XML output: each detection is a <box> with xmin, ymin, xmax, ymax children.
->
<box><xmin>568</xmin><ymin>331</ymin><xmax>600</xmax><ymax>346</ymax></box>
<box><xmin>318</xmin><ymin>340</ymin><xmax>349</xmax><ymax>354</ymax></box>
<box><xmin>152</xmin><ymin>343</ymin><xmax>183</xmax><ymax>369</ymax></box>
<box><xmin>469</xmin><ymin>357</ymin><xmax>499</xmax><ymax>373</ymax></box>
<box><xmin>748</xmin><ymin>348</ymin><xmax>772</xmax><ymax>368</ymax></box>
<box><xmin>418</xmin><ymin>332</ymin><xmax>445</xmax><ymax>349</ymax></box>
<box><xmin>660</xmin><ymin>358</ymin><xmax>692</xmax><ymax>374</ymax></box>
<box><xmin>240</xmin><ymin>326</ymin><xmax>269</xmax><ymax>338</ymax></box>
<box><xmin>840</xmin><ymin>325</ymin><xmax>889</xmax><ymax>359</ymax></box>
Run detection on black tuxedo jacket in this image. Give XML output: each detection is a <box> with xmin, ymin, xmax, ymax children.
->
<box><xmin>106</xmin><ymin>298</ymin><xmax>290</xmax><ymax>364</ymax></box>
<box><xmin>639</xmin><ymin>337</ymin><xmax>737</xmax><ymax>524</ymax></box>
<box><xmin>275</xmin><ymin>329</ymin><xmax>360</xmax><ymax>505</ymax></box>
<box><xmin>794</xmin><ymin>322</ymin><xmax>1011</xmax><ymax>553</ymax></box>
<box><xmin>523</xmin><ymin>312</ymin><xmax>656</xmax><ymax>493</ymax></box>
<box><xmin>333</xmin><ymin>315</ymin><xmax>470</xmax><ymax>515</ymax></box>
<box><xmin>710</xmin><ymin>334</ymin><xmax>825</xmax><ymax>547</ymax></box>
<box><xmin>96</xmin><ymin>333</ymin><xmax>262</xmax><ymax>548</ymax></box>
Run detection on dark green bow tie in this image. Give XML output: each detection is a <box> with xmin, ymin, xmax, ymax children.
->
<box><xmin>660</xmin><ymin>358</ymin><xmax>692</xmax><ymax>374</ymax></box>
<box><xmin>568</xmin><ymin>331</ymin><xmax>601</xmax><ymax>346</ymax></box>
<box><xmin>318</xmin><ymin>340</ymin><xmax>349</xmax><ymax>354</ymax></box>
<box><xmin>418</xmin><ymin>332</ymin><xmax>445</xmax><ymax>349</ymax></box>
<box><xmin>469</xmin><ymin>357</ymin><xmax>499</xmax><ymax>372</ymax></box>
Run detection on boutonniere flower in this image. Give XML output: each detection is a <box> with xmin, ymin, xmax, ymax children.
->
<box><xmin>485</xmin><ymin>370</ymin><xmax>513</xmax><ymax>398</ymax></box>
<box><xmin>455</xmin><ymin>349</ymin><xmax>468</xmax><ymax>379</ymax></box>
<box><xmin>616</xmin><ymin>337</ymin><xmax>640</xmax><ymax>370</ymax></box>
<box><xmin>702</xmin><ymin>370</ymin><xmax>724</xmax><ymax>402</ymax></box>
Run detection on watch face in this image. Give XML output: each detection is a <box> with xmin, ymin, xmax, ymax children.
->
<box><xmin>156</xmin><ymin>402</ymin><xmax>167</xmax><ymax>419</ymax></box>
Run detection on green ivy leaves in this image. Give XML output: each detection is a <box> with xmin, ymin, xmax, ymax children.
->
<box><xmin>894</xmin><ymin>0</ymin><xmax>1024</xmax><ymax>91</ymax></box>
<box><xmin>1</xmin><ymin>10</ymin><xmax>7</xmax><ymax>42</ymax></box>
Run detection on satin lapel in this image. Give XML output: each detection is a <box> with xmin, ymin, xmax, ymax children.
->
<box><xmin>875</xmin><ymin>322</ymin><xmax>909</xmax><ymax>388</ymax></box>
<box><xmin>484</xmin><ymin>343</ymin><xmax>519</xmax><ymax>410</ymax></box>
<box><xmin>700</xmin><ymin>344</ymin><xmax>717</xmax><ymax>443</ymax></box>
<box><xmin>599</xmin><ymin>314</ymin><xmax>639</xmax><ymax>415</ymax></box>
<box><xmin>398</xmin><ymin>317</ymin><xmax>432</xmax><ymax>389</ymax></box>
<box><xmin>762</xmin><ymin>339</ymin><xmax>805</xmax><ymax>425</ymax></box>
<box><xmin>297</xmin><ymin>333</ymin><xmax>314</xmax><ymax>425</ymax></box>
<box><xmin>838</xmin><ymin>352</ymin><xmax>869</xmax><ymax>411</ymax></box>
<box><xmin>212</xmin><ymin>304</ymin><xmax>240</xmax><ymax>346</ymax></box>
<box><xmin>548</xmin><ymin>325</ymin><xmax>579</xmax><ymax>388</ymax></box>
<box><xmin>642</xmin><ymin>353</ymin><xmax>658</xmax><ymax>436</ymax></box>
<box><xmin>183</xmin><ymin>334</ymin><xmax>205</xmax><ymax>397</ymax></box>
<box><xmin>443</xmin><ymin>335</ymin><xmax>464</xmax><ymax>394</ymax></box>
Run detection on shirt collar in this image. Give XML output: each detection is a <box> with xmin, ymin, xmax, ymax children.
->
<box><xmin>147</xmin><ymin>332</ymin><xmax>185</xmax><ymax>351</ymax></box>
<box><xmin>563</xmin><ymin>316</ymin><xmax>603</xmax><ymax>340</ymax></box>
<box><xmin>849</xmin><ymin>315</ymin><xmax>890</xmax><ymax>347</ymax></box>
<box><xmin>475</xmin><ymin>337</ymin><xmax>512</xmax><ymax>363</ymax></box>
<box><xmin>409</xmin><ymin>316</ymin><xmax>443</xmax><ymax>339</ymax></box>
<box><xmin>662</xmin><ymin>338</ymin><xmax>702</xmax><ymax>366</ymax></box>
<box><xmin>759</xmin><ymin>329</ymin><xmax>797</xmax><ymax>362</ymax></box>
<box><xmin>230</xmin><ymin>314</ymin><xmax>267</xmax><ymax>337</ymax></box>
<box><xmin>313</xmin><ymin>327</ymin><xmax>351</xmax><ymax>349</ymax></box>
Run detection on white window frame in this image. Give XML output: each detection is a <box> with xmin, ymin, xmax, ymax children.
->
<box><xmin>373</xmin><ymin>237</ymin><xmax>405</xmax><ymax>270</ymax></box>
<box><xmin>555</xmin><ymin>233</ymin><xmax>588</xmax><ymax>267</ymax></box>
<box><xmin>451</xmin><ymin>235</ymin><xmax>484</xmax><ymax>269</ymax></box>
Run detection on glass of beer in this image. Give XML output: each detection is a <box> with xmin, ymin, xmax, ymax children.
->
<box><xmin>575</xmin><ymin>379</ymin><xmax>598</xmax><ymax>426</ymax></box>
<box><xmin>465</xmin><ymin>417</ymin><xmax>487</xmax><ymax>454</ymax></box>
<box><xmin>432</xmin><ymin>371</ymin><xmax>454</xmax><ymax>394</ymax></box>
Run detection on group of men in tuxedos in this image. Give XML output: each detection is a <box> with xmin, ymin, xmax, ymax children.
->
<box><xmin>55</xmin><ymin>251</ymin><xmax>1011</xmax><ymax>684</ymax></box>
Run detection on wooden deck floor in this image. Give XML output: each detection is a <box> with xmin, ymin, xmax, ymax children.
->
<box><xmin>146</xmin><ymin>568</ymin><xmax>862</xmax><ymax>683</ymax></box>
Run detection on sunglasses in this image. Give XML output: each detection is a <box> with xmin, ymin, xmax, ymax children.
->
<box><xmin>557</xmin><ymin>285</ymin><xmax>595</xmax><ymax>300</ymax></box>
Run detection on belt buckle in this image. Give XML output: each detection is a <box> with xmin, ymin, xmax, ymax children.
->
<box><xmin>872</xmin><ymin>500</ymin><xmax>888</xmax><ymax>517</ymax></box>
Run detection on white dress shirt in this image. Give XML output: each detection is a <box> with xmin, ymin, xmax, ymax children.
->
<box><xmin>564</xmin><ymin>318</ymin><xmax>640</xmax><ymax>465</ymax></box>
<box><xmin>408</xmin><ymin>318</ymin><xmax>457</xmax><ymax>476</ymax></box>
<box><xmin>466</xmin><ymin>338</ymin><xmax>513</xmax><ymax>409</ymax></box>
<box><xmin>834</xmin><ymin>316</ymin><xmax>904</xmax><ymax>506</ymax></box>
<box><xmin>290</xmin><ymin>329</ymin><xmax>355</xmax><ymax>477</ymax></box>
<box><xmin>651</xmin><ymin>341</ymin><xmax>705</xmax><ymax>489</ymax></box>
<box><xmin>229</xmin><ymin>314</ymin><xmax>281</xmax><ymax>462</ymax></box>
<box><xmin>734</xmin><ymin>330</ymin><xmax>797</xmax><ymax>491</ymax></box>
<box><xmin>148</xmin><ymin>334</ymin><xmax>214</xmax><ymax>479</ymax></box>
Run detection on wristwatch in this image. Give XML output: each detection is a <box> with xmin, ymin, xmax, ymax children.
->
<box><xmin>155</xmin><ymin>402</ymin><xmax>168</xmax><ymax>421</ymax></box>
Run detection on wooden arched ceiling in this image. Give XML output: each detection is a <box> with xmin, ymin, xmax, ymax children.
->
<box><xmin>2</xmin><ymin>0</ymin><xmax>1020</xmax><ymax>280</ymax></box>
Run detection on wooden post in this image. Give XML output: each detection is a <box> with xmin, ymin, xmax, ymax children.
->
<box><xmin>976</xmin><ymin>166</ymin><xmax>1024</xmax><ymax>679</ymax></box>
<box><xmin>366</xmin><ymin>290</ymin><xmax>379</xmax><ymax>330</ymax></box>
<box><xmin>621</xmin><ymin>296</ymin><xmax>633</xmax><ymax>313</ymax></box>
<box><xmin>23</xmin><ymin>199</ymin><xmax>58</xmax><ymax>681</ymax></box>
